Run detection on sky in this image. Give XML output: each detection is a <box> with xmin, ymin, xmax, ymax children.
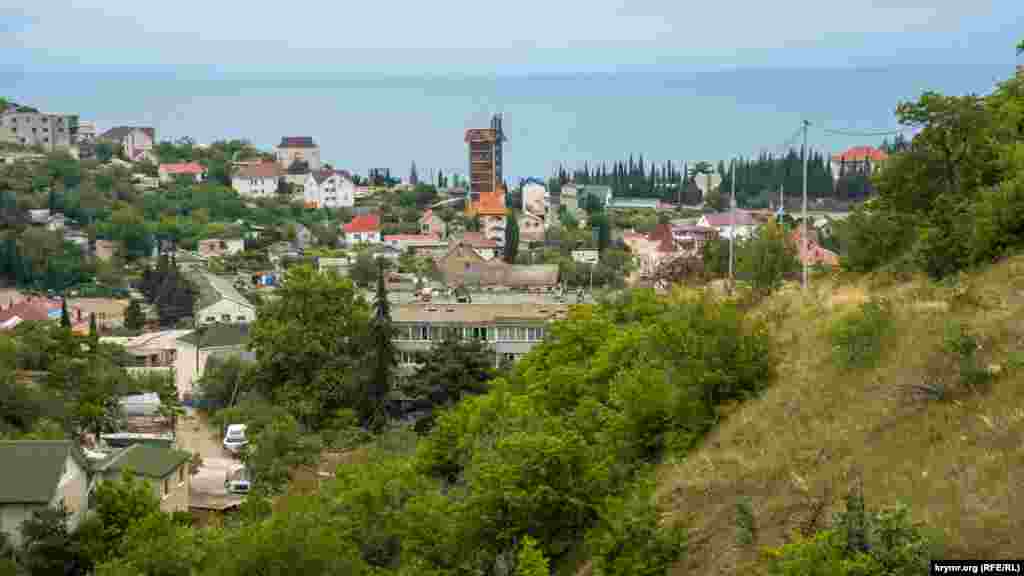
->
<box><xmin>3</xmin><ymin>1</ymin><xmax>1023</xmax><ymax>179</ymax></box>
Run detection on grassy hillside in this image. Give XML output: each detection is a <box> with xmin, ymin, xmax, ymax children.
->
<box><xmin>657</xmin><ymin>258</ymin><xmax>1024</xmax><ymax>574</ymax></box>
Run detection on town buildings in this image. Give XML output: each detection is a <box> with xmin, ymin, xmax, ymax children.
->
<box><xmin>696</xmin><ymin>212</ymin><xmax>758</xmax><ymax>240</ymax></box>
<box><xmin>518</xmin><ymin>211</ymin><xmax>545</xmax><ymax>243</ymax></box>
<box><xmin>438</xmin><ymin>242</ymin><xmax>558</xmax><ymax>289</ymax></box>
<box><xmin>91</xmin><ymin>445</ymin><xmax>192</xmax><ymax>513</ymax></box>
<box><xmin>471</xmin><ymin>188</ymin><xmax>508</xmax><ymax>248</ymax></box>
<box><xmin>275</xmin><ymin>137</ymin><xmax>321</xmax><ymax>172</ymax></box>
<box><xmin>465</xmin><ymin>114</ymin><xmax>505</xmax><ymax>207</ymax></box>
<box><xmin>0</xmin><ymin>441</ymin><xmax>91</xmax><ymax>547</ymax></box>
<box><xmin>0</xmin><ymin>109</ymin><xmax>79</xmax><ymax>152</ymax></box>
<box><xmin>522</xmin><ymin>181</ymin><xmax>547</xmax><ymax>216</ymax></box>
<box><xmin>98</xmin><ymin>127</ymin><xmax>155</xmax><ymax>161</ymax></box>
<box><xmin>392</xmin><ymin>303</ymin><xmax>567</xmax><ymax>369</ymax></box>
<box><xmin>197</xmin><ymin>237</ymin><xmax>245</xmax><ymax>258</ymax></box>
<box><xmin>174</xmin><ymin>324</ymin><xmax>253</xmax><ymax>400</ymax></box>
<box><xmin>419</xmin><ymin>209</ymin><xmax>447</xmax><ymax>238</ymax></box>
<box><xmin>456</xmin><ymin>232</ymin><xmax>498</xmax><ymax>261</ymax></box>
<box><xmin>192</xmin><ymin>273</ymin><xmax>257</xmax><ymax>326</ymax></box>
<box><xmin>830</xmin><ymin>146</ymin><xmax>888</xmax><ymax>181</ymax></box>
<box><xmin>304</xmin><ymin>170</ymin><xmax>355</xmax><ymax>209</ymax></box>
<box><xmin>158</xmin><ymin>162</ymin><xmax>206</xmax><ymax>184</ymax></box>
<box><xmin>343</xmin><ymin>213</ymin><xmax>382</xmax><ymax>245</ymax></box>
<box><xmin>232</xmin><ymin>162</ymin><xmax>281</xmax><ymax>198</ymax></box>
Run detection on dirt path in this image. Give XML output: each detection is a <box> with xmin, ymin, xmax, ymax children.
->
<box><xmin>177</xmin><ymin>409</ymin><xmax>244</xmax><ymax>510</ymax></box>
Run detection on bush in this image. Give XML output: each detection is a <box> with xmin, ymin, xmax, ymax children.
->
<box><xmin>942</xmin><ymin>321</ymin><xmax>990</xmax><ymax>392</ymax></box>
<box><xmin>840</xmin><ymin>203</ymin><xmax>916</xmax><ymax>273</ymax></box>
<box><xmin>830</xmin><ymin>298</ymin><xmax>893</xmax><ymax>370</ymax></box>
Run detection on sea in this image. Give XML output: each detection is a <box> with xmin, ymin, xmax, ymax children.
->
<box><xmin>4</xmin><ymin>63</ymin><xmax>1011</xmax><ymax>181</ymax></box>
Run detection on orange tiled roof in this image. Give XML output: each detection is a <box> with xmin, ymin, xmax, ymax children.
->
<box><xmin>832</xmin><ymin>146</ymin><xmax>888</xmax><ymax>162</ymax></box>
<box><xmin>159</xmin><ymin>162</ymin><xmax>205</xmax><ymax>174</ymax></box>
<box><xmin>343</xmin><ymin>213</ymin><xmax>381</xmax><ymax>233</ymax></box>
<box><xmin>473</xmin><ymin>189</ymin><xmax>507</xmax><ymax>217</ymax></box>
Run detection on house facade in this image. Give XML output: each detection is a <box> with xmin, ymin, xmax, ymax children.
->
<box><xmin>92</xmin><ymin>445</ymin><xmax>191</xmax><ymax>514</ymax></box>
<box><xmin>343</xmin><ymin>213</ymin><xmax>382</xmax><ymax>245</ymax></box>
<box><xmin>382</xmin><ymin>234</ymin><xmax>444</xmax><ymax>254</ymax></box>
<box><xmin>276</xmin><ymin>137</ymin><xmax>321</xmax><ymax>172</ymax></box>
<box><xmin>0</xmin><ymin>441</ymin><xmax>90</xmax><ymax>547</ymax></box>
<box><xmin>98</xmin><ymin>127</ymin><xmax>155</xmax><ymax>161</ymax></box>
<box><xmin>696</xmin><ymin>212</ymin><xmax>757</xmax><ymax>240</ymax></box>
<box><xmin>193</xmin><ymin>273</ymin><xmax>256</xmax><ymax>326</ymax></box>
<box><xmin>518</xmin><ymin>211</ymin><xmax>545</xmax><ymax>244</ymax></box>
<box><xmin>830</xmin><ymin>146</ymin><xmax>888</xmax><ymax>181</ymax></box>
<box><xmin>392</xmin><ymin>303</ymin><xmax>567</xmax><ymax>368</ymax></box>
<box><xmin>304</xmin><ymin>170</ymin><xmax>355</xmax><ymax>209</ymax></box>
<box><xmin>173</xmin><ymin>324</ymin><xmax>252</xmax><ymax>400</ymax></box>
<box><xmin>454</xmin><ymin>232</ymin><xmax>497</xmax><ymax>261</ymax></box>
<box><xmin>522</xmin><ymin>182</ymin><xmax>547</xmax><ymax>216</ymax></box>
<box><xmin>419</xmin><ymin>209</ymin><xmax>447</xmax><ymax>238</ymax></box>
<box><xmin>0</xmin><ymin>110</ymin><xmax>79</xmax><ymax>152</ymax></box>
<box><xmin>158</xmin><ymin>162</ymin><xmax>206</xmax><ymax>184</ymax></box>
<box><xmin>232</xmin><ymin>162</ymin><xmax>281</xmax><ymax>198</ymax></box>
<box><xmin>197</xmin><ymin>237</ymin><xmax>244</xmax><ymax>258</ymax></box>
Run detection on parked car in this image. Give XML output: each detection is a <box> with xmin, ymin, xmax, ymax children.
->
<box><xmin>222</xmin><ymin>424</ymin><xmax>247</xmax><ymax>455</ymax></box>
<box><xmin>225</xmin><ymin>465</ymin><xmax>251</xmax><ymax>494</ymax></box>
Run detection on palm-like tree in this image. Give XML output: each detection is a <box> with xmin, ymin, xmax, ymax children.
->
<box><xmin>688</xmin><ymin>161</ymin><xmax>714</xmax><ymax>204</ymax></box>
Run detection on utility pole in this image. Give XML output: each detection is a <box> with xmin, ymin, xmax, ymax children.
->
<box><xmin>728</xmin><ymin>159</ymin><xmax>736</xmax><ymax>287</ymax></box>
<box><xmin>802</xmin><ymin>120</ymin><xmax>810</xmax><ymax>291</ymax></box>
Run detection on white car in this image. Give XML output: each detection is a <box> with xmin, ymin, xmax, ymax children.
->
<box><xmin>222</xmin><ymin>424</ymin><xmax>248</xmax><ymax>455</ymax></box>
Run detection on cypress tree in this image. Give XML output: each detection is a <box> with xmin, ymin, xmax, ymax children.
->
<box><xmin>60</xmin><ymin>300</ymin><xmax>71</xmax><ymax>328</ymax></box>
<box><xmin>366</xmin><ymin>259</ymin><xmax>395</xmax><ymax>432</ymax></box>
<box><xmin>504</xmin><ymin>210</ymin><xmax>520</xmax><ymax>263</ymax></box>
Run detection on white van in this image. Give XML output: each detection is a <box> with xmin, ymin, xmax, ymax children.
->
<box><xmin>225</xmin><ymin>465</ymin><xmax>251</xmax><ymax>494</ymax></box>
<box><xmin>222</xmin><ymin>424</ymin><xmax>248</xmax><ymax>455</ymax></box>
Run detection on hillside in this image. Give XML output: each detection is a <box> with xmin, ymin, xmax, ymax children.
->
<box><xmin>657</xmin><ymin>259</ymin><xmax>1024</xmax><ymax>574</ymax></box>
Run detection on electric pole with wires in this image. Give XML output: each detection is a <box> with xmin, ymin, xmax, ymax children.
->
<box><xmin>802</xmin><ymin>119</ymin><xmax>810</xmax><ymax>291</ymax></box>
<box><xmin>729</xmin><ymin>158</ymin><xmax>736</xmax><ymax>289</ymax></box>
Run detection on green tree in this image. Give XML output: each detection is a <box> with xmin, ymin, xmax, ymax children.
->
<box><xmin>60</xmin><ymin>300</ymin><xmax>71</xmax><ymax>328</ymax></box>
<box><xmin>514</xmin><ymin>536</ymin><xmax>549</xmax><ymax>576</ymax></box>
<box><xmin>18</xmin><ymin>504</ymin><xmax>87</xmax><ymax>575</ymax></box>
<box><xmin>247</xmin><ymin>265</ymin><xmax>371</xmax><ymax>430</ymax></box>
<box><xmin>350</xmin><ymin>251</ymin><xmax>377</xmax><ymax>287</ymax></box>
<box><xmin>364</xmin><ymin>259</ymin><xmax>395</xmax><ymax>432</ymax></box>
<box><xmin>402</xmin><ymin>335</ymin><xmax>493</xmax><ymax>428</ymax></box>
<box><xmin>740</xmin><ymin>220</ymin><xmax>800</xmax><ymax>295</ymax></box>
<box><xmin>504</xmin><ymin>210</ymin><xmax>519</xmax><ymax>263</ymax></box>
<box><xmin>123</xmin><ymin>299</ymin><xmax>145</xmax><ymax>331</ymax></box>
<box><xmin>78</xmin><ymin>471</ymin><xmax>162</xmax><ymax>564</ymax></box>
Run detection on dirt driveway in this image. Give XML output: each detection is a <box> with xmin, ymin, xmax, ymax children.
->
<box><xmin>178</xmin><ymin>408</ymin><xmax>245</xmax><ymax>510</ymax></box>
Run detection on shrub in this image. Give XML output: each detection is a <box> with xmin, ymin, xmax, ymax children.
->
<box><xmin>840</xmin><ymin>203</ymin><xmax>916</xmax><ymax>273</ymax></box>
<box><xmin>943</xmin><ymin>321</ymin><xmax>990</xmax><ymax>392</ymax></box>
<box><xmin>830</xmin><ymin>298</ymin><xmax>893</xmax><ymax>370</ymax></box>
<box><xmin>736</xmin><ymin>496</ymin><xmax>757</xmax><ymax>546</ymax></box>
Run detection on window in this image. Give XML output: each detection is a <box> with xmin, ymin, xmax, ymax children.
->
<box><xmin>221</xmin><ymin>314</ymin><xmax>231</xmax><ymax>322</ymax></box>
<box><xmin>206</xmin><ymin>316</ymin><xmax>215</xmax><ymax>322</ymax></box>
<box><xmin>237</xmin><ymin>315</ymin><xmax>246</xmax><ymax>321</ymax></box>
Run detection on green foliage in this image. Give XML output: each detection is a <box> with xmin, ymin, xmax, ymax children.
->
<box><xmin>79</xmin><ymin>472</ymin><xmax>162</xmax><ymax>564</ymax></box>
<box><xmin>829</xmin><ymin>298</ymin><xmax>893</xmax><ymax>370</ymax></box>
<box><xmin>123</xmin><ymin>299</ymin><xmax>145</xmax><ymax>331</ymax></box>
<box><xmin>504</xmin><ymin>209</ymin><xmax>520</xmax><ymax>263</ymax></box>
<box><xmin>586</xmin><ymin>477</ymin><xmax>686</xmax><ymax>576</ymax></box>
<box><xmin>763</xmin><ymin>496</ymin><xmax>934</xmax><ymax>576</ymax></box>
<box><xmin>741</xmin><ymin>220</ymin><xmax>799</xmax><ymax>295</ymax></box>
<box><xmin>402</xmin><ymin>335</ymin><xmax>493</xmax><ymax>430</ymax></box>
<box><xmin>17</xmin><ymin>504</ymin><xmax>87</xmax><ymax>576</ymax></box>
<box><xmin>242</xmin><ymin>409</ymin><xmax>323</xmax><ymax>495</ymax></box>
<box><xmin>194</xmin><ymin>355</ymin><xmax>254</xmax><ymax>411</ymax></box>
<box><xmin>914</xmin><ymin>193</ymin><xmax>972</xmax><ymax>279</ymax></box>
<box><xmin>248</xmin><ymin>264</ymin><xmax>371</xmax><ymax>430</ymax></box>
<box><xmin>942</xmin><ymin>321</ymin><xmax>991</xmax><ymax>392</ymax></box>
<box><xmin>736</xmin><ymin>496</ymin><xmax>757</xmax><ymax>546</ymax></box>
<box><xmin>838</xmin><ymin>201</ymin><xmax>916</xmax><ymax>273</ymax></box>
<box><xmin>349</xmin><ymin>251</ymin><xmax>377</xmax><ymax>287</ymax></box>
<box><xmin>514</xmin><ymin>536</ymin><xmax>549</xmax><ymax>576</ymax></box>
<box><xmin>364</xmin><ymin>259</ymin><xmax>396</xmax><ymax>432</ymax></box>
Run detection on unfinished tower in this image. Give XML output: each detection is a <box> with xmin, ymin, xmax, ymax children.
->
<box><xmin>465</xmin><ymin>114</ymin><xmax>506</xmax><ymax>211</ymax></box>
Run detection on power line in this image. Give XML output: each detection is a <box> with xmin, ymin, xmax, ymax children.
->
<box><xmin>819</xmin><ymin>126</ymin><xmax>913</xmax><ymax>137</ymax></box>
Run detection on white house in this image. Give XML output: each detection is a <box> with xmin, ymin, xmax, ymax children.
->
<box><xmin>232</xmin><ymin>163</ymin><xmax>281</xmax><ymax>198</ymax></box>
<box><xmin>696</xmin><ymin>212</ymin><xmax>757</xmax><ymax>240</ymax></box>
<box><xmin>522</xmin><ymin>182</ymin><xmax>547</xmax><ymax>217</ymax></box>
<box><xmin>304</xmin><ymin>170</ymin><xmax>355</xmax><ymax>209</ymax></box>
<box><xmin>173</xmin><ymin>324</ymin><xmax>253</xmax><ymax>401</ymax></box>
<box><xmin>193</xmin><ymin>273</ymin><xmax>256</xmax><ymax>326</ymax></box>
<box><xmin>342</xmin><ymin>214</ymin><xmax>382</xmax><ymax>245</ymax></box>
<box><xmin>158</xmin><ymin>162</ymin><xmax>206</xmax><ymax>184</ymax></box>
<box><xmin>0</xmin><ymin>441</ymin><xmax>91</xmax><ymax>547</ymax></box>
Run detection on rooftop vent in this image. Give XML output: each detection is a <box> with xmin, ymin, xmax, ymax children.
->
<box><xmin>445</xmin><ymin>307</ymin><xmax>456</xmax><ymax>312</ymax></box>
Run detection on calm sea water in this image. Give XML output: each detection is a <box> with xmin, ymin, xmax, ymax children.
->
<box><xmin>5</xmin><ymin>64</ymin><xmax>1009</xmax><ymax>180</ymax></box>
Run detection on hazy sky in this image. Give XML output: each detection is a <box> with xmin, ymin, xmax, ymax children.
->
<box><xmin>3</xmin><ymin>2</ymin><xmax>1022</xmax><ymax>178</ymax></box>
<box><xmin>3</xmin><ymin>1</ymin><xmax>1022</xmax><ymax>75</ymax></box>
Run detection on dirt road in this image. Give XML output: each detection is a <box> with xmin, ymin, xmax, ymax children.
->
<box><xmin>177</xmin><ymin>408</ymin><xmax>245</xmax><ymax>510</ymax></box>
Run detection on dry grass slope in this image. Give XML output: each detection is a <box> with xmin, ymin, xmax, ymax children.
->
<box><xmin>657</xmin><ymin>257</ymin><xmax>1024</xmax><ymax>575</ymax></box>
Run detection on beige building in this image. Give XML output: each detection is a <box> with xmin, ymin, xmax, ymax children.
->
<box><xmin>98</xmin><ymin>127</ymin><xmax>155</xmax><ymax>162</ymax></box>
<box><xmin>92</xmin><ymin>445</ymin><xmax>192</xmax><ymax>513</ymax></box>
<box><xmin>193</xmin><ymin>273</ymin><xmax>256</xmax><ymax>326</ymax></box>
<box><xmin>67</xmin><ymin>297</ymin><xmax>130</xmax><ymax>331</ymax></box>
<box><xmin>0</xmin><ymin>110</ymin><xmax>79</xmax><ymax>152</ymax></box>
<box><xmin>174</xmin><ymin>324</ymin><xmax>252</xmax><ymax>400</ymax></box>
<box><xmin>392</xmin><ymin>303</ymin><xmax>567</xmax><ymax>368</ymax></box>
<box><xmin>275</xmin><ymin>137</ymin><xmax>321</xmax><ymax>172</ymax></box>
<box><xmin>518</xmin><ymin>211</ymin><xmax>545</xmax><ymax>244</ymax></box>
<box><xmin>232</xmin><ymin>162</ymin><xmax>282</xmax><ymax>198</ymax></box>
<box><xmin>0</xmin><ymin>441</ymin><xmax>91</xmax><ymax>547</ymax></box>
<box><xmin>197</xmin><ymin>238</ymin><xmax>245</xmax><ymax>258</ymax></box>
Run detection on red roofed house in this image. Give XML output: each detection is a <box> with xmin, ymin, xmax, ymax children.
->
<box><xmin>343</xmin><ymin>213</ymin><xmax>382</xmax><ymax>245</ymax></box>
<box><xmin>830</xmin><ymin>146</ymin><xmax>889</xmax><ymax>181</ymax></box>
<box><xmin>468</xmin><ymin>186</ymin><xmax>508</xmax><ymax>248</ymax></box>
<box><xmin>697</xmin><ymin>211</ymin><xmax>758</xmax><ymax>240</ymax></box>
<box><xmin>419</xmin><ymin>209</ymin><xmax>447</xmax><ymax>238</ymax></box>
<box><xmin>231</xmin><ymin>162</ymin><xmax>281</xmax><ymax>198</ymax></box>
<box><xmin>158</xmin><ymin>162</ymin><xmax>207</xmax><ymax>184</ymax></box>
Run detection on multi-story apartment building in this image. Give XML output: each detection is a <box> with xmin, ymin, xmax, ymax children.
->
<box><xmin>0</xmin><ymin>109</ymin><xmax>79</xmax><ymax>151</ymax></box>
<box><xmin>392</xmin><ymin>303</ymin><xmax>568</xmax><ymax>370</ymax></box>
<box><xmin>275</xmin><ymin>137</ymin><xmax>321</xmax><ymax>172</ymax></box>
<box><xmin>465</xmin><ymin>114</ymin><xmax>505</xmax><ymax>209</ymax></box>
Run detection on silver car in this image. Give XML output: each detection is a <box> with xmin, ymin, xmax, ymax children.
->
<box><xmin>222</xmin><ymin>424</ymin><xmax>247</xmax><ymax>455</ymax></box>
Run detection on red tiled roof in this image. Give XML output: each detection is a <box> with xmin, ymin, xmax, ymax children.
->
<box><xmin>701</xmin><ymin>212</ymin><xmax>757</xmax><ymax>227</ymax></box>
<box><xmin>384</xmin><ymin>234</ymin><xmax>441</xmax><ymax>242</ymax></box>
<box><xmin>343</xmin><ymin>213</ymin><xmax>381</xmax><ymax>233</ymax></box>
<box><xmin>832</xmin><ymin>146</ymin><xmax>888</xmax><ymax>162</ymax></box>
<box><xmin>474</xmin><ymin>190</ymin><xmax>507</xmax><ymax>217</ymax></box>
<box><xmin>159</xmin><ymin>162</ymin><xmax>205</xmax><ymax>175</ymax></box>
<box><xmin>235</xmin><ymin>163</ymin><xmax>281</xmax><ymax>179</ymax></box>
